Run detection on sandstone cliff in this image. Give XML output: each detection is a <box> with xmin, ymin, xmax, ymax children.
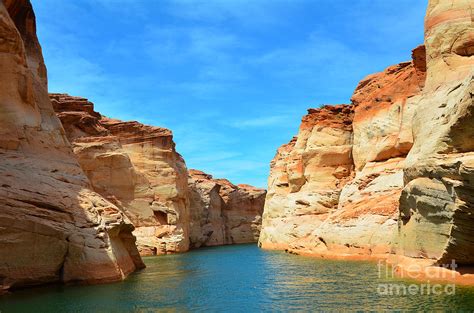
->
<box><xmin>51</xmin><ymin>94</ymin><xmax>267</xmax><ymax>255</ymax></box>
<box><xmin>396</xmin><ymin>0</ymin><xmax>474</xmax><ymax>265</ymax></box>
<box><xmin>0</xmin><ymin>0</ymin><xmax>144</xmax><ymax>293</ymax></box>
<box><xmin>259</xmin><ymin>105</ymin><xmax>355</xmax><ymax>251</ymax></box>
<box><xmin>188</xmin><ymin>170</ymin><xmax>266</xmax><ymax>247</ymax></box>
<box><xmin>259</xmin><ymin>0</ymin><xmax>473</xmax><ymax>271</ymax></box>
<box><xmin>51</xmin><ymin>94</ymin><xmax>190</xmax><ymax>256</ymax></box>
<box><xmin>188</xmin><ymin>170</ymin><xmax>226</xmax><ymax>247</ymax></box>
<box><xmin>216</xmin><ymin>178</ymin><xmax>266</xmax><ymax>244</ymax></box>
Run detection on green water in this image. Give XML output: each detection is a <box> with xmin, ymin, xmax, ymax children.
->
<box><xmin>1</xmin><ymin>244</ymin><xmax>474</xmax><ymax>312</ymax></box>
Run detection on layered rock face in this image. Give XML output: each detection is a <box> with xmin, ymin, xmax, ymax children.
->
<box><xmin>52</xmin><ymin>94</ymin><xmax>266</xmax><ymax>255</ymax></box>
<box><xmin>259</xmin><ymin>105</ymin><xmax>355</xmax><ymax>251</ymax></box>
<box><xmin>188</xmin><ymin>170</ymin><xmax>266</xmax><ymax>248</ymax></box>
<box><xmin>0</xmin><ymin>0</ymin><xmax>143</xmax><ymax>293</ymax></box>
<box><xmin>308</xmin><ymin>46</ymin><xmax>427</xmax><ymax>257</ymax></box>
<box><xmin>396</xmin><ymin>0</ymin><xmax>474</xmax><ymax>264</ymax></box>
<box><xmin>260</xmin><ymin>0</ymin><xmax>473</xmax><ymax>265</ymax></box>
<box><xmin>217</xmin><ymin>178</ymin><xmax>266</xmax><ymax>244</ymax></box>
<box><xmin>51</xmin><ymin>94</ymin><xmax>190</xmax><ymax>256</ymax></box>
<box><xmin>188</xmin><ymin>170</ymin><xmax>226</xmax><ymax>247</ymax></box>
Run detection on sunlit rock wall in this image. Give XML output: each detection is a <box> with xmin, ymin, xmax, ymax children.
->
<box><xmin>397</xmin><ymin>0</ymin><xmax>474</xmax><ymax>264</ymax></box>
<box><xmin>51</xmin><ymin>94</ymin><xmax>190</xmax><ymax>256</ymax></box>
<box><xmin>260</xmin><ymin>0</ymin><xmax>473</xmax><ymax>264</ymax></box>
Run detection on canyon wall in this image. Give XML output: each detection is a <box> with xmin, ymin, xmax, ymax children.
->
<box><xmin>259</xmin><ymin>0</ymin><xmax>473</xmax><ymax>266</ymax></box>
<box><xmin>51</xmin><ymin>94</ymin><xmax>190</xmax><ymax>256</ymax></box>
<box><xmin>0</xmin><ymin>0</ymin><xmax>144</xmax><ymax>293</ymax></box>
<box><xmin>188</xmin><ymin>170</ymin><xmax>266</xmax><ymax>248</ymax></box>
<box><xmin>258</xmin><ymin>105</ymin><xmax>355</xmax><ymax>251</ymax></box>
<box><xmin>52</xmin><ymin>95</ymin><xmax>266</xmax><ymax>254</ymax></box>
<box><xmin>396</xmin><ymin>0</ymin><xmax>474</xmax><ymax>264</ymax></box>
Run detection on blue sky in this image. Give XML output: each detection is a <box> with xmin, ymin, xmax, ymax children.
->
<box><xmin>32</xmin><ymin>0</ymin><xmax>427</xmax><ymax>188</ymax></box>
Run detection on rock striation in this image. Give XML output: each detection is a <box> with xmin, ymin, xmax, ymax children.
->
<box><xmin>188</xmin><ymin>170</ymin><xmax>226</xmax><ymax>247</ymax></box>
<box><xmin>51</xmin><ymin>95</ymin><xmax>267</xmax><ymax>255</ymax></box>
<box><xmin>188</xmin><ymin>170</ymin><xmax>266</xmax><ymax>248</ymax></box>
<box><xmin>259</xmin><ymin>0</ymin><xmax>474</xmax><ymax>274</ymax></box>
<box><xmin>51</xmin><ymin>94</ymin><xmax>190</xmax><ymax>256</ymax></box>
<box><xmin>216</xmin><ymin>178</ymin><xmax>266</xmax><ymax>244</ymax></box>
<box><xmin>0</xmin><ymin>0</ymin><xmax>144</xmax><ymax>293</ymax></box>
<box><xmin>396</xmin><ymin>0</ymin><xmax>474</xmax><ymax>265</ymax></box>
<box><xmin>259</xmin><ymin>105</ymin><xmax>355</xmax><ymax>251</ymax></box>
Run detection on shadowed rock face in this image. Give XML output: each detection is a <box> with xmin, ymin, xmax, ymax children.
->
<box><xmin>260</xmin><ymin>0</ymin><xmax>473</xmax><ymax>266</ymax></box>
<box><xmin>51</xmin><ymin>94</ymin><xmax>190</xmax><ymax>256</ymax></box>
<box><xmin>216</xmin><ymin>178</ymin><xmax>266</xmax><ymax>244</ymax></box>
<box><xmin>0</xmin><ymin>0</ymin><xmax>144</xmax><ymax>293</ymax></box>
<box><xmin>188</xmin><ymin>170</ymin><xmax>266</xmax><ymax>248</ymax></box>
<box><xmin>188</xmin><ymin>170</ymin><xmax>226</xmax><ymax>247</ymax></box>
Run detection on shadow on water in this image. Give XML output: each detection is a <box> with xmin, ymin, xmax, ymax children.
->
<box><xmin>2</xmin><ymin>244</ymin><xmax>474</xmax><ymax>312</ymax></box>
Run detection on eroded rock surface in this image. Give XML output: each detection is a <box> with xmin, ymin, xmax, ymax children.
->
<box><xmin>184</xmin><ymin>170</ymin><xmax>266</xmax><ymax>248</ymax></box>
<box><xmin>259</xmin><ymin>0</ymin><xmax>473</xmax><ymax>268</ymax></box>
<box><xmin>188</xmin><ymin>170</ymin><xmax>226</xmax><ymax>247</ymax></box>
<box><xmin>259</xmin><ymin>105</ymin><xmax>355</xmax><ymax>251</ymax></box>
<box><xmin>52</xmin><ymin>94</ymin><xmax>266</xmax><ymax>255</ymax></box>
<box><xmin>217</xmin><ymin>178</ymin><xmax>266</xmax><ymax>244</ymax></box>
<box><xmin>51</xmin><ymin>94</ymin><xmax>190</xmax><ymax>256</ymax></box>
<box><xmin>0</xmin><ymin>0</ymin><xmax>143</xmax><ymax>293</ymax></box>
<box><xmin>396</xmin><ymin>0</ymin><xmax>474</xmax><ymax>264</ymax></box>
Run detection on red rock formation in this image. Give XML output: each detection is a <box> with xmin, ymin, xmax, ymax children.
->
<box><xmin>52</xmin><ymin>94</ymin><xmax>266</xmax><ymax>255</ymax></box>
<box><xmin>260</xmin><ymin>51</ymin><xmax>426</xmax><ymax>258</ymax></box>
<box><xmin>51</xmin><ymin>94</ymin><xmax>190</xmax><ymax>256</ymax></box>
<box><xmin>259</xmin><ymin>0</ymin><xmax>474</xmax><ymax>283</ymax></box>
<box><xmin>188</xmin><ymin>170</ymin><xmax>226</xmax><ymax>247</ymax></box>
<box><xmin>351</xmin><ymin>46</ymin><xmax>426</xmax><ymax>169</ymax></box>
<box><xmin>259</xmin><ymin>105</ymin><xmax>355</xmax><ymax>250</ymax></box>
<box><xmin>185</xmin><ymin>170</ymin><xmax>267</xmax><ymax>248</ymax></box>
<box><xmin>0</xmin><ymin>0</ymin><xmax>143</xmax><ymax>294</ymax></box>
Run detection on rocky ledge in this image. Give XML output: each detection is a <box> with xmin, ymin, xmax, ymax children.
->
<box><xmin>259</xmin><ymin>0</ymin><xmax>474</xmax><ymax>283</ymax></box>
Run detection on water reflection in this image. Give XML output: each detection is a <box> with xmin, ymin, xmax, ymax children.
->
<box><xmin>1</xmin><ymin>245</ymin><xmax>474</xmax><ymax>312</ymax></box>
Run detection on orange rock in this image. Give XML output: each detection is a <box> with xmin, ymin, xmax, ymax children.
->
<box><xmin>0</xmin><ymin>0</ymin><xmax>143</xmax><ymax>293</ymax></box>
<box><xmin>351</xmin><ymin>47</ymin><xmax>426</xmax><ymax>169</ymax></box>
<box><xmin>51</xmin><ymin>93</ymin><xmax>190</xmax><ymax>256</ymax></box>
<box><xmin>260</xmin><ymin>0</ymin><xmax>474</xmax><ymax>278</ymax></box>
<box><xmin>259</xmin><ymin>105</ymin><xmax>355</xmax><ymax>250</ymax></box>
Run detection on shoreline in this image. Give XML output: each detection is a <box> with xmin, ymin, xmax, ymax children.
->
<box><xmin>260</xmin><ymin>243</ymin><xmax>474</xmax><ymax>286</ymax></box>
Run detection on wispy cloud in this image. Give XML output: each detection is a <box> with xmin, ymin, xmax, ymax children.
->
<box><xmin>227</xmin><ymin>115</ymin><xmax>290</xmax><ymax>128</ymax></box>
<box><xmin>163</xmin><ymin>0</ymin><xmax>294</xmax><ymax>27</ymax></box>
<box><xmin>32</xmin><ymin>0</ymin><xmax>426</xmax><ymax>189</ymax></box>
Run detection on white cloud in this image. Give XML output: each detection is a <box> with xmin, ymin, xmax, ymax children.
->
<box><xmin>226</xmin><ymin>115</ymin><xmax>290</xmax><ymax>128</ymax></box>
<box><xmin>164</xmin><ymin>0</ymin><xmax>291</xmax><ymax>27</ymax></box>
<box><xmin>47</xmin><ymin>56</ymin><xmax>106</xmax><ymax>95</ymax></box>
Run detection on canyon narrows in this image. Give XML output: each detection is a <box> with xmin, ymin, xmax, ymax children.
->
<box><xmin>0</xmin><ymin>0</ymin><xmax>265</xmax><ymax>293</ymax></box>
<box><xmin>0</xmin><ymin>0</ymin><xmax>473</xmax><ymax>298</ymax></box>
<box><xmin>51</xmin><ymin>94</ymin><xmax>266</xmax><ymax>257</ymax></box>
<box><xmin>259</xmin><ymin>0</ymin><xmax>474</xmax><ymax>282</ymax></box>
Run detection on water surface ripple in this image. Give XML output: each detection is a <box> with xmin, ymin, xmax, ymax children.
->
<box><xmin>1</xmin><ymin>244</ymin><xmax>474</xmax><ymax>312</ymax></box>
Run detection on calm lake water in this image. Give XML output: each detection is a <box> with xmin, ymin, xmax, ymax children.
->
<box><xmin>1</xmin><ymin>244</ymin><xmax>474</xmax><ymax>312</ymax></box>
